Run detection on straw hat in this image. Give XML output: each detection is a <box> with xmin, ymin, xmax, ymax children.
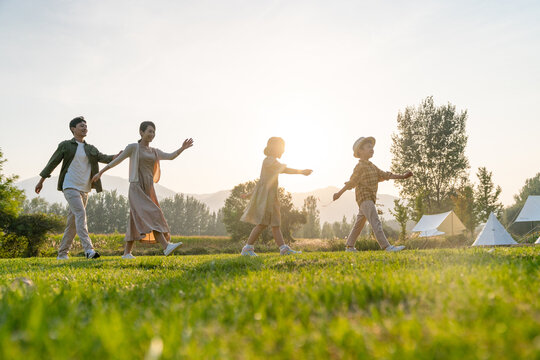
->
<box><xmin>352</xmin><ymin>136</ymin><xmax>375</xmax><ymax>158</ymax></box>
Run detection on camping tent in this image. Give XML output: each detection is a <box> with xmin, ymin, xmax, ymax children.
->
<box><xmin>472</xmin><ymin>213</ymin><xmax>517</xmax><ymax>246</ymax></box>
<box><xmin>412</xmin><ymin>211</ymin><xmax>466</xmax><ymax>237</ymax></box>
<box><xmin>515</xmin><ymin>195</ymin><xmax>540</xmax><ymax>222</ymax></box>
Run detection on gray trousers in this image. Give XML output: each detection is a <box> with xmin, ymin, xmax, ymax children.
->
<box><xmin>346</xmin><ymin>200</ymin><xmax>391</xmax><ymax>249</ymax></box>
<box><xmin>58</xmin><ymin>188</ymin><xmax>94</xmax><ymax>256</ymax></box>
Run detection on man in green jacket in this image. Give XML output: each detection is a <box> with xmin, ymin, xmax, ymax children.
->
<box><xmin>35</xmin><ymin>116</ymin><xmax>120</xmax><ymax>260</ymax></box>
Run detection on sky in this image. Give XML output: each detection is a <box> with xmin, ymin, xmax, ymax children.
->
<box><xmin>1</xmin><ymin>0</ymin><xmax>539</xmax><ymax>205</ymax></box>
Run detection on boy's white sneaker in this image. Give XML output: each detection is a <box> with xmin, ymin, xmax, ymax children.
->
<box><xmin>385</xmin><ymin>245</ymin><xmax>405</xmax><ymax>252</ymax></box>
<box><xmin>57</xmin><ymin>254</ymin><xmax>69</xmax><ymax>260</ymax></box>
<box><xmin>121</xmin><ymin>253</ymin><xmax>136</xmax><ymax>259</ymax></box>
<box><xmin>86</xmin><ymin>250</ymin><xmax>101</xmax><ymax>259</ymax></box>
<box><xmin>280</xmin><ymin>245</ymin><xmax>301</xmax><ymax>255</ymax></box>
<box><xmin>345</xmin><ymin>247</ymin><xmax>358</xmax><ymax>253</ymax></box>
<box><xmin>163</xmin><ymin>242</ymin><xmax>182</xmax><ymax>256</ymax></box>
<box><xmin>241</xmin><ymin>246</ymin><xmax>258</xmax><ymax>257</ymax></box>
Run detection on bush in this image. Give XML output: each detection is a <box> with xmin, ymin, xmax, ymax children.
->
<box><xmin>6</xmin><ymin>213</ymin><xmax>64</xmax><ymax>257</ymax></box>
<box><xmin>0</xmin><ymin>232</ymin><xmax>28</xmax><ymax>258</ymax></box>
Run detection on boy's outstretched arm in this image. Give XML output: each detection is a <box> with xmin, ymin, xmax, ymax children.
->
<box><xmin>333</xmin><ymin>185</ymin><xmax>349</xmax><ymax>201</ymax></box>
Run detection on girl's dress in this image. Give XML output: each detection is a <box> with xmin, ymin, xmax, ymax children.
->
<box><xmin>241</xmin><ymin>156</ymin><xmax>286</xmax><ymax>227</ymax></box>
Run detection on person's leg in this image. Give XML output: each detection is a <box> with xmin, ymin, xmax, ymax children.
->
<box><xmin>247</xmin><ymin>224</ymin><xmax>267</xmax><ymax>245</ymax></box>
<box><xmin>271</xmin><ymin>226</ymin><xmax>285</xmax><ymax>247</ymax></box>
<box><xmin>360</xmin><ymin>200</ymin><xmax>391</xmax><ymax>249</ymax></box>
<box><xmin>66</xmin><ymin>189</ymin><xmax>95</xmax><ymax>254</ymax></box>
<box><xmin>153</xmin><ymin>231</ymin><xmax>169</xmax><ymax>249</ymax></box>
<box><xmin>345</xmin><ymin>213</ymin><xmax>367</xmax><ymax>248</ymax></box>
<box><xmin>58</xmin><ymin>193</ymin><xmax>77</xmax><ymax>257</ymax></box>
<box><xmin>124</xmin><ymin>241</ymin><xmax>135</xmax><ymax>255</ymax></box>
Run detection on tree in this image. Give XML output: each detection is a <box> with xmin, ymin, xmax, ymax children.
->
<box><xmin>452</xmin><ymin>182</ymin><xmax>477</xmax><ymax>238</ymax></box>
<box><xmin>222</xmin><ymin>181</ymin><xmax>306</xmax><ymax>242</ymax></box>
<box><xmin>391</xmin><ymin>96</ymin><xmax>469</xmax><ymax>213</ymax></box>
<box><xmin>321</xmin><ymin>222</ymin><xmax>334</xmax><ymax>239</ymax></box>
<box><xmin>161</xmin><ymin>194</ymin><xmax>222</xmax><ymax>235</ymax></box>
<box><xmin>389</xmin><ymin>199</ymin><xmax>409</xmax><ymax>241</ymax></box>
<box><xmin>23</xmin><ymin>197</ymin><xmax>50</xmax><ymax>214</ymax></box>
<box><xmin>86</xmin><ymin>190</ymin><xmax>129</xmax><ymax>233</ymax></box>
<box><xmin>475</xmin><ymin>167</ymin><xmax>503</xmax><ymax>223</ymax></box>
<box><xmin>298</xmin><ymin>195</ymin><xmax>321</xmax><ymax>238</ymax></box>
<box><xmin>0</xmin><ymin>148</ymin><xmax>25</xmax><ymax>228</ymax></box>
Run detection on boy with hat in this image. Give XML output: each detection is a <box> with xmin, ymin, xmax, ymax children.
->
<box><xmin>333</xmin><ymin>136</ymin><xmax>413</xmax><ymax>252</ymax></box>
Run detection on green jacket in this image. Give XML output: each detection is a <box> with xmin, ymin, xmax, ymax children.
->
<box><xmin>39</xmin><ymin>138</ymin><xmax>114</xmax><ymax>193</ymax></box>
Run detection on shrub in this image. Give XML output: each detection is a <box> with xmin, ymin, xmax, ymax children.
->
<box><xmin>0</xmin><ymin>232</ymin><xmax>28</xmax><ymax>258</ymax></box>
<box><xmin>6</xmin><ymin>213</ymin><xmax>64</xmax><ymax>257</ymax></box>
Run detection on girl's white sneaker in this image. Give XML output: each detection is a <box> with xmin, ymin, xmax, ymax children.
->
<box><xmin>121</xmin><ymin>253</ymin><xmax>136</xmax><ymax>259</ymax></box>
<box><xmin>345</xmin><ymin>247</ymin><xmax>358</xmax><ymax>252</ymax></box>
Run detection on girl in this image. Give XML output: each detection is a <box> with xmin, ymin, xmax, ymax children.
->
<box><xmin>240</xmin><ymin>137</ymin><xmax>312</xmax><ymax>256</ymax></box>
<box><xmin>92</xmin><ymin>121</ymin><xmax>193</xmax><ymax>258</ymax></box>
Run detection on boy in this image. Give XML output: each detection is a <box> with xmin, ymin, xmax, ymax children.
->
<box><xmin>35</xmin><ymin>116</ymin><xmax>120</xmax><ymax>259</ymax></box>
<box><xmin>333</xmin><ymin>136</ymin><xmax>413</xmax><ymax>252</ymax></box>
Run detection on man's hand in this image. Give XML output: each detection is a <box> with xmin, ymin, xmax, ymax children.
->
<box><xmin>35</xmin><ymin>178</ymin><xmax>45</xmax><ymax>194</ymax></box>
<box><xmin>112</xmin><ymin>150</ymin><xmax>123</xmax><ymax>160</ymax></box>
<box><xmin>91</xmin><ymin>173</ymin><xmax>102</xmax><ymax>184</ymax></box>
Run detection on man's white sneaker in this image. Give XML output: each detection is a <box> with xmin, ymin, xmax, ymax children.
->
<box><xmin>121</xmin><ymin>253</ymin><xmax>136</xmax><ymax>259</ymax></box>
<box><xmin>86</xmin><ymin>250</ymin><xmax>101</xmax><ymax>259</ymax></box>
<box><xmin>163</xmin><ymin>242</ymin><xmax>182</xmax><ymax>256</ymax></box>
<box><xmin>385</xmin><ymin>245</ymin><xmax>405</xmax><ymax>252</ymax></box>
<box><xmin>57</xmin><ymin>254</ymin><xmax>69</xmax><ymax>260</ymax></box>
<box><xmin>241</xmin><ymin>246</ymin><xmax>258</xmax><ymax>256</ymax></box>
<box><xmin>280</xmin><ymin>245</ymin><xmax>301</xmax><ymax>255</ymax></box>
<box><xmin>345</xmin><ymin>247</ymin><xmax>358</xmax><ymax>253</ymax></box>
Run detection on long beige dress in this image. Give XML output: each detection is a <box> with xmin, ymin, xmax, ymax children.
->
<box><xmin>125</xmin><ymin>147</ymin><xmax>170</xmax><ymax>243</ymax></box>
<box><xmin>241</xmin><ymin>156</ymin><xmax>287</xmax><ymax>227</ymax></box>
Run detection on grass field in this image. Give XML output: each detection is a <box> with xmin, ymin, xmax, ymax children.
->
<box><xmin>1</xmin><ymin>248</ymin><xmax>539</xmax><ymax>359</ymax></box>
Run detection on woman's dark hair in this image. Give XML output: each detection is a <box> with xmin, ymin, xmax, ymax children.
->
<box><xmin>140</xmin><ymin>121</ymin><xmax>156</xmax><ymax>133</ymax></box>
<box><xmin>138</xmin><ymin>121</ymin><xmax>156</xmax><ymax>143</ymax></box>
<box><xmin>69</xmin><ymin>116</ymin><xmax>86</xmax><ymax>133</ymax></box>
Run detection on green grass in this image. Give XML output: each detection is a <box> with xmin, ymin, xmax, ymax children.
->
<box><xmin>1</xmin><ymin>248</ymin><xmax>539</xmax><ymax>359</ymax></box>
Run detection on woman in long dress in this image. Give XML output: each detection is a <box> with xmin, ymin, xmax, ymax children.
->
<box><xmin>240</xmin><ymin>137</ymin><xmax>312</xmax><ymax>256</ymax></box>
<box><xmin>92</xmin><ymin>121</ymin><xmax>193</xmax><ymax>258</ymax></box>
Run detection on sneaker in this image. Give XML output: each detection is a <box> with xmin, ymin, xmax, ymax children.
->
<box><xmin>345</xmin><ymin>247</ymin><xmax>358</xmax><ymax>253</ymax></box>
<box><xmin>163</xmin><ymin>242</ymin><xmax>182</xmax><ymax>256</ymax></box>
<box><xmin>121</xmin><ymin>253</ymin><xmax>136</xmax><ymax>259</ymax></box>
<box><xmin>280</xmin><ymin>245</ymin><xmax>302</xmax><ymax>255</ymax></box>
<box><xmin>241</xmin><ymin>246</ymin><xmax>258</xmax><ymax>257</ymax></box>
<box><xmin>86</xmin><ymin>250</ymin><xmax>101</xmax><ymax>259</ymax></box>
<box><xmin>385</xmin><ymin>245</ymin><xmax>405</xmax><ymax>252</ymax></box>
<box><xmin>57</xmin><ymin>254</ymin><xmax>69</xmax><ymax>260</ymax></box>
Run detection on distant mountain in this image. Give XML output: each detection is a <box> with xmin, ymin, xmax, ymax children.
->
<box><xmin>16</xmin><ymin>177</ymin><xmax>400</xmax><ymax>223</ymax></box>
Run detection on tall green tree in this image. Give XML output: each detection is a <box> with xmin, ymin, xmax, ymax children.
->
<box><xmin>389</xmin><ymin>199</ymin><xmax>409</xmax><ymax>241</ymax></box>
<box><xmin>475</xmin><ymin>167</ymin><xmax>503</xmax><ymax>223</ymax></box>
<box><xmin>391</xmin><ymin>96</ymin><xmax>469</xmax><ymax>213</ymax></box>
<box><xmin>86</xmin><ymin>190</ymin><xmax>129</xmax><ymax>233</ymax></box>
<box><xmin>0</xmin><ymin>148</ymin><xmax>25</xmax><ymax>228</ymax></box>
<box><xmin>298</xmin><ymin>195</ymin><xmax>321</xmax><ymax>238</ymax></box>
<box><xmin>452</xmin><ymin>181</ymin><xmax>477</xmax><ymax>238</ymax></box>
<box><xmin>161</xmin><ymin>194</ymin><xmax>221</xmax><ymax>235</ymax></box>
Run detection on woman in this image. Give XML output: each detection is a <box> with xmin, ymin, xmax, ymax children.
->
<box><xmin>92</xmin><ymin>121</ymin><xmax>194</xmax><ymax>259</ymax></box>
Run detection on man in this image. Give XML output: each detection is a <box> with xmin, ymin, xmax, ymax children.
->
<box><xmin>35</xmin><ymin>116</ymin><xmax>120</xmax><ymax>260</ymax></box>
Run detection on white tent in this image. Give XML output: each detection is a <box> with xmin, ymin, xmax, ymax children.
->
<box><xmin>472</xmin><ymin>213</ymin><xmax>517</xmax><ymax>246</ymax></box>
<box><xmin>412</xmin><ymin>211</ymin><xmax>466</xmax><ymax>237</ymax></box>
<box><xmin>515</xmin><ymin>195</ymin><xmax>540</xmax><ymax>222</ymax></box>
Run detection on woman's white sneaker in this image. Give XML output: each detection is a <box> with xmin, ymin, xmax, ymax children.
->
<box><xmin>163</xmin><ymin>242</ymin><xmax>182</xmax><ymax>256</ymax></box>
<box><xmin>121</xmin><ymin>253</ymin><xmax>136</xmax><ymax>259</ymax></box>
<box><xmin>385</xmin><ymin>245</ymin><xmax>405</xmax><ymax>252</ymax></box>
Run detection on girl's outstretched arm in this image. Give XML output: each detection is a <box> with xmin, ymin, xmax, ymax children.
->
<box><xmin>283</xmin><ymin>168</ymin><xmax>312</xmax><ymax>175</ymax></box>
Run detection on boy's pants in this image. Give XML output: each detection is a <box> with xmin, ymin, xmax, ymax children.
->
<box><xmin>346</xmin><ymin>200</ymin><xmax>390</xmax><ymax>249</ymax></box>
<box><xmin>58</xmin><ymin>188</ymin><xmax>94</xmax><ymax>256</ymax></box>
